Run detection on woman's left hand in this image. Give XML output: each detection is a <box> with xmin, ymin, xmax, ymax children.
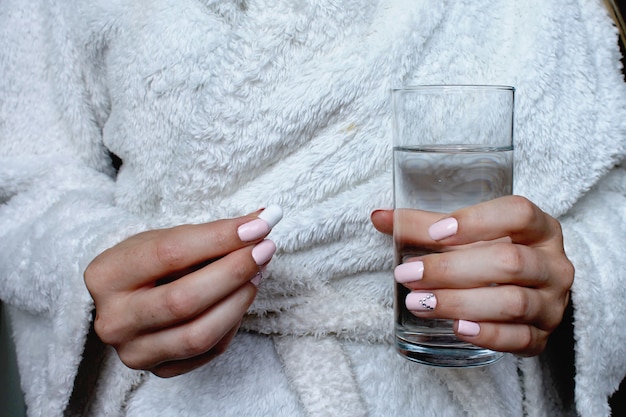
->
<box><xmin>370</xmin><ymin>195</ymin><xmax>574</xmax><ymax>356</ymax></box>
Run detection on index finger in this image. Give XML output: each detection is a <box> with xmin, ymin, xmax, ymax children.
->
<box><xmin>389</xmin><ymin>208</ymin><xmax>491</xmax><ymax>256</ymax></box>
<box><xmin>433</xmin><ymin>196</ymin><xmax>562</xmax><ymax>247</ymax></box>
<box><xmin>87</xmin><ymin>207</ymin><xmax>283</xmax><ymax>291</ymax></box>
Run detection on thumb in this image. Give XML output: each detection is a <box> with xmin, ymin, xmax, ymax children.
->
<box><xmin>370</xmin><ymin>209</ymin><xmax>394</xmax><ymax>235</ymax></box>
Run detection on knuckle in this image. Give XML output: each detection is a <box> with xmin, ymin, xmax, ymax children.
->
<box><xmin>551</xmin><ymin>261</ymin><xmax>575</xmax><ymax>311</ymax></box>
<box><xmin>509</xmin><ymin>196</ymin><xmax>539</xmax><ymax>226</ymax></box>
<box><xmin>544</xmin><ymin>296</ymin><xmax>569</xmax><ymax>331</ymax></box>
<box><xmin>560</xmin><ymin>258</ymin><xmax>575</xmax><ymax>289</ymax></box>
<box><xmin>506</xmin><ymin>287</ymin><xmax>532</xmax><ymax>321</ymax></box>
<box><xmin>155</xmin><ymin>236</ymin><xmax>187</xmax><ymax>270</ymax></box>
<box><xmin>543</xmin><ymin>314</ymin><xmax>562</xmax><ymax>333</ymax></box>
<box><xmin>494</xmin><ymin>243</ymin><xmax>525</xmax><ymax>277</ymax></box>
<box><xmin>117</xmin><ymin>349</ymin><xmax>147</xmax><ymax>371</ymax></box>
<box><xmin>180</xmin><ymin>327</ymin><xmax>212</xmax><ymax>358</ymax></box>
<box><xmin>83</xmin><ymin>255</ymin><xmax>110</xmax><ymax>294</ymax></box>
<box><xmin>83</xmin><ymin>261</ymin><xmax>98</xmax><ymax>287</ymax></box>
<box><xmin>551</xmin><ymin>217</ymin><xmax>564</xmax><ymax>236</ymax></box>
<box><xmin>516</xmin><ymin>326</ymin><xmax>536</xmax><ymax>354</ymax></box>
<box><xmin>163</xmin><ymin>286</ymin><xmax>196</xmax><ymax>321</ymax></box>
<box><xmin>93</xmin><ymin>313</ymin><xmax>124</xmax><ymax>346</ymax></box>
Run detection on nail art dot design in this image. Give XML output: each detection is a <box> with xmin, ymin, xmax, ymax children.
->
<box><xmin>419</xmin><ymin>293</ymin><xmax>435</xmax><ymax>310</ymax></box>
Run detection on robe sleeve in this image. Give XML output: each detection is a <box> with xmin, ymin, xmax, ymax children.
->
<box><xmin>559</xmin><ymin>163</ymin><xmax>626</xmax><ymax>417</ymax></box>
<box><xmin>0</xmin><ymin>2</ymin><xmax>147</xmax><ymax>415</ymax></box>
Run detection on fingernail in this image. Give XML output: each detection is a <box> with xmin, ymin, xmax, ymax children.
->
<box><xmin>457</xmin><ymin>320</ymin><xmax>481</xmax><ymax>337</ymax></box>
<box><xmin>258</xmin><ymin>205</ymin><xmax>283</xmax><ymax>229</ymax></box>
<box><xmin>252</xmin><ymin>239</ymin><xmax>276</xmax><ymax>266</ymax></box>
<box><xmin>250</xmin><ymin>267</ymin><xmax>267</xmax><ymax>287</ymax></box>
<box><xmin>394</xmin><ymin>261</ymin><xmax>424</xmax><ymax>283</ymax></box>
<box><xmin>428</xmin><ymin>218</ymin><xmax>458</xmax><ymax>240</ymax></box>
<box><xmin>405</xmin><ymin>292</ymin><xmax>436</xmax><ymax>311</ymax></box>
<box><xmin>238</xmin><ymin>205</ymin><xmax>283</xmax><ymax>241</ymax></box>
<box><xmin>238</xmin><ymin>219</ymin><xmax>271</xmax><ymax>241</ymax></box>
<box><xmin>251</xmin><ymin>271</ymin><xmax>262</xmax><ymax>287</ymax></box>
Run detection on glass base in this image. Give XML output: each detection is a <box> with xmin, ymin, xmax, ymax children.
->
<box><xmin>396</xmin><ymin>336</ymin><xmax>504</xmax><ymax>368</ymax></box>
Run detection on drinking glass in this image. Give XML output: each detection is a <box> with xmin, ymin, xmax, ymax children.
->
<box><xmin>392</xmin><ymin>85</ymin><xmax>514</xmax><ymax>367</ymax></box>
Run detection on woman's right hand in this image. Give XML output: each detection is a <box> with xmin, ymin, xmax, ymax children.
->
<box><xmin>84</xmin><ymin>206</ymin><xmax>283</xmax><ymax>378</ymax></box>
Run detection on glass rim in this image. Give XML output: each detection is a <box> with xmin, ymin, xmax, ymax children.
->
<box><xmin>392</xmin><ymin>84</ymin><xmax>515</xmax><ymax>93</ymax></box>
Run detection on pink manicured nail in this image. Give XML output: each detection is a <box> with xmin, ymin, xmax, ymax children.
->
<box><xmin>238</xmin><ymin>205</ymin><xmax>283</xmax><ymax>241</ymax></box>
<box><xmin>394</xmin><ymin>261</ymin><xmax>424</xmax><ymax>283</ymax></box>
<box><xmin>405</xmin><ymin>292</ymin><xmax>436</xmax><ymax>311</ymax></box>
<box><xmin>250</xmin><ymin>272</ymin><xmax>262</xmax><ymax>287</ymax></box>
<box><xmin>428</xmin><ymin>218</ymin><xmax>458</xmax><ymax>240</ymax></box>
<box><xmin>252</xmin><ymin>239</ymin><xmax>276</xmax><ymax>266</ymax></box>
<box><xmin>238</xmin><ymin>219</ymin><xmax>270</xmax><ymax>241</ymax></box>
<box><xmin>250</xmin><ymin>267</ymin><xmax>267</xmax><ymax>287</ymax></box>
<box><xmin>457</xmin><ymin>320</ymin><xmax>481</xmax><ymax>337</ymax></box>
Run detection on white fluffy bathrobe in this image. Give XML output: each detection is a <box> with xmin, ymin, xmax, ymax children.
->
<box><xmin>1</xmin><ymin>0</ymin><xmax>625</xmax><ymax>416</ymax></box>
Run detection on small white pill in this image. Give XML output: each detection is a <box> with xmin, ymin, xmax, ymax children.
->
<box><xmin>258</xmin><ymin>205</ymin><xmax>283</xmax><ymax>229</ymax></box>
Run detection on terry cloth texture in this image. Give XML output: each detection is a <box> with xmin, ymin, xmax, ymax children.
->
<box><xmin>1</xmin><ymin>0</ymin><xmax>625</xmax><ymax>416</ymax></box>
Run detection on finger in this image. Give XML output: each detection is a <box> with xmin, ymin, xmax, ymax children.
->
<box><xmin>117</xmin><ymin>283</ymin><xmax>257</xmax><ymax>370</ymax></box>
<box><xmin>87</xmin><ymin>219</ymin><xmax>252</xmax><ymax>293</ymax></box>
<box><xmin>397</xmin><ymin>242</ymin><xmax>557</xmax><ymax>290</ymax></box>
<box><xmin>454</xmin><ymin>320</ymin><xmax>550</xmax><ymax>356</ymax></box>
<box><xmin>150</xmin><ymin>322</ymin><xmax>241</xmax><ymax>378</ymax></box>
<box><xmin>430</xmin><ymin>195</ymin><xmax>563</xmax><ymax>246</ymax></box>
<box><xmin>391</xmin><ymin>208</ymin><xmax>448</xmax><ymax>252</ymax></box>
<box><xmin>129</xmin><ymin>240</ymin><xmax>275</xmax><ymax>332</ymax></box>
<box><xmin>370</xmin><ymin>209</ymin><xmax>394</xmax><ymax>235</ymax></box>
<box><xmin>389</xmin><ymin>208</ymin><xmax>501</xmax><ymax>256</ymax></box>
<box><xmin>405</xmin><ymin>285</ymin><xmax>565</xmax><ymax>331</ymax></box>
<box><xmin>89</xmin><ymin>207</ymin><xmax>281</xmax><ymax>291</ymax></box>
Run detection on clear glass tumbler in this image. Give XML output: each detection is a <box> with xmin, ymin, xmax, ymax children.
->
<box><xmin>392</xmin><ymin>85</ymin><xmax>514</xmax><ymax>367</ymax></box>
